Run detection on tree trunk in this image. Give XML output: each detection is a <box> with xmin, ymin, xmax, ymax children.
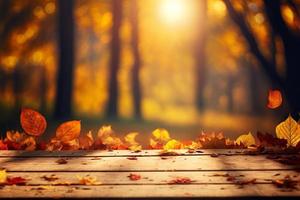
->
<box><xmin>195</xmin><ymin>0</ymin><xmax>207</xmax><ymax>111</ymax></box>
<box><xmin>130</xmin><ymin>0</ymin><xmax>142</xmax><ymax>119</ymax></box>
<box><xmin>106</xmin><ymin>0</ymin><xmax>122</xmax><ymax>118</ymax></box>
<box><xmin>54</xmin><ymin>0</ymin><xmax>75</xmax><ymax>119</ymax></box>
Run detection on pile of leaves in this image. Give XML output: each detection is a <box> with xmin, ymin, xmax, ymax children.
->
<box><xmin>0</xmin><ymin>108</ymin><xmax>300</xmax><ymax>151</ymax></box>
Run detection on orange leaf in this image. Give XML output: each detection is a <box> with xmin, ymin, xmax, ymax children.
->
<box><xmin>20</xmin><ymin>108</ymin><xmax>47</xmax><ymax>136</ymax></box>
<box><xmin>267</xmin><ymin>90</ymin><xmax>282</xmax><ymax>109</ymax></box>
<box><xmin>56</xmin><ymin>120</ymin><xmax>81</xmax><ymax>142</ymax></box>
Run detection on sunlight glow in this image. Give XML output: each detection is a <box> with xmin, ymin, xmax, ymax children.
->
<box><xmin>159</xmin><ymin>0</ymin><xmax>186</xmax><ymax>25</ymax></box>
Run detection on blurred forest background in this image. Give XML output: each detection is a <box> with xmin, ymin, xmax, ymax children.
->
<box><xmin>0</xmin><ymin>0</ymin><xmax>299</xmax><ymax>141</ymax></box>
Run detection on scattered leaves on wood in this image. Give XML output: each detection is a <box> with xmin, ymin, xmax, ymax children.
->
<box><xmin>128</xmin><ymin>173</ymin><xmax>141</xmax><ymax>181</ymax></box>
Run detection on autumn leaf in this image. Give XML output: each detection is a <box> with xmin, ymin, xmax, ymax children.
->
<box><xmin>168</xmin><ymin>177</ymin><xmax>193</xmax><ymax>184</ymax></box>
<box><xmin>20</xmin><ymin>108</ymin><xmax>47</xmax><ymax>136</ymax></box>
<box><xmin>267</xmin><ymin>90</ymin><xmax>282</xmax><ymax>109</ymax></box>
<box><xmin>6</xmin><ymin>176</ymin><xmax>27</xmax><ymax>185</ymax></box>
<box><xmin>235</xmin><ymin>132</ymin><xmax>256</xmax><ymax>147</ymax></box>
<box><xmin>41</xmin><ymin>174</ymin><xmax>59</xmax><ymax>182</ymax></box>
<box><xmin>56</xmin><ymin>158</ymin><xmax>68</xmax><ymax>164</ymax></box>
<box><xmin>56</xmin><ymin>120</ymin><xmax>81</xmax><ymax>142</ymax></box>
<box><xmin>164</xmin><ymin>139</ymin><xmax>182</xmax><ymax>150</ymax></box>
<box><xmin>79</xmin><ymin>131</ymin><xmax>94</xmax><ymax>150</ymax></box>
<box><xmin>256</xmin><ymin>131</ymin><xmax>287</xmax><ymax>148</ymax></box>
<box><xmin>276</xmin><ymin>115</ymin><xmax>300</xmax><ymax>146</ymax></box>
<box><xmin>149</xmin><ymin>128</ymin><xmax>170</xmax><ymax>149</ymax></box>
<box><xmin>96</xmin><ymin>126</ymin><xmax>125</xmax><ymax>150</ymax></box>
<box><xmin>0</xmin><ymin>169</ymin><xmax>7</xmax><ymax>183</ymax></box>
<box><xmin>128</xmin><ymin>173</ymin><xmax>141</xmax><ymax>181</ymax></box>
<box><xmin>124</xmin><ymin>132</ymin><xmax>142</xmax><ymax>151</ymax></box>
<box><xmin>0</xmin><ymin>140</ymin><xmax>8</xmax><ymax>150</ymax></box>
<box><xmin>77</xmin><ymin>175</ymin><xmax>101</xmax><ymax>185</ymax></box>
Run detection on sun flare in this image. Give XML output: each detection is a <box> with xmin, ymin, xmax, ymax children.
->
<box><xmin>159</xmin><ymin>0</ymin><xmax>186</xmax><ymax>24</ymax></box>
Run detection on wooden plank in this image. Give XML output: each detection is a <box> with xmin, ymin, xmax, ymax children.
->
<box><xmin>1</xmin><ymin>155</ymin><xmax>299</xmax><ymax>172</ymax></box>
<box><xmin>5</xmin><ymin>171</ymin><xmax>299</xmax><ymax>185</ymax></box>
<box><xmin>1</xmin><ymin>184</ymin><xmax>300</xmax><ymax>198</ymax></box>
<box><xmin>0</xmin><ymin>149</ymin><xmax>249</xmax><ymax>157</ymax></box>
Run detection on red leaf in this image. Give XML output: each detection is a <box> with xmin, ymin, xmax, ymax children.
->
<box><xmin>6</xmin><ymin>177</ymin><xmax>27</xmax><ymax>185</ymax></box>
<box><xmin>168</xmin><ymin>177</ymin><xmax>193</xmax><ymax>184</ymax></box>
<box><xmin>0</xmin><ymin>140</ymin><xmax>8</xmax><ymax>150</ymax></box>
<box><xmin>128</xmin><ymin>173</ymin><xmax>141</xmax><ymax>181</ymax></box>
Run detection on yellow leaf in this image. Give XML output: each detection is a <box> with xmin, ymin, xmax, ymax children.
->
<box><xmin>163</xmin><ymin>139</ymin><xmax>182</xmax><ymax>150</ymax></box>
<box><xmin>276</xmin><ymin>115</ymin><xmax>300</xmax><ymax>146</ymax></box>
<box><xmin>152</xmin><ymin>128</ymin><xmax>170</xmax><ymax>141</ymax></box>
<box><xmin>77</xmin><ymin>175</ymin><xmax>101</xmax><ymax>185</ymax></box>
<box><xmin>56</xmin><ymin>120</ymin><xmax>81</xmax><ymax>142</ymax></box>
<box><xmin>124</xmin><ymin>132</ymin><xmax>142</xmax><ymax>151</ymax></box>
<box><xmin>235</xmin><ymin>132</ymin><xmax>256</xmax><ymax>147</ymax></box>
<box><xmin>0</xmin><ymin>169</ymin><xmax>7</xmax><ymax>183</ymax></box>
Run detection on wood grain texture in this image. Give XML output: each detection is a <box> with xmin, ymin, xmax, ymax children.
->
<box><xmin>0</xmin><ymin>150</ymin><xmax>299</xmax><ymax>199</ymax></box>
<box><xmin>1</xmin><ymin>155</ymin><xmax>299</xmax><ymax>172</ymax></box>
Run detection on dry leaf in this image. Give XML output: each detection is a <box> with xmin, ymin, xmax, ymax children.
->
<box><xmin>20</xmin><ymin>108</ymin><xmax>47</xmax><ymax>136</ymax></box>
<box><xmin>56</xmin><ymin>158</ymin><xmax>68</xmax><ymax>164</ymax></box>
<box><xmin>128</xmin><ymin>173</ymin><xmax>141</xmax><ymax>181</ymax></box>
<box><xmin>168</xmin><ymin>177</ymin><xmax>193</xmax><ymax>184</ymax></box>
<box><xmin>257</xmin><ymin>131</ymin><xmax>287</xmax><ymax>148</ymax></box>
<box><xmin>6</xmin><ymin>176</ymin><xmax>27</xmax><ymax>185</ymax></box>
<box><xmin>149</xmin><ymin>128</ymin><xmax>170</xmax><ymax>149</ymax></box>
<box><xmin>164</xmin><ymin>139</ymin><xmax>182</xmax><ymax>150</ymax></box>
<box><xmin>56</xmin><ymin>120</ymin><xmax>81</xmax><ymax>142</ymax></box>
<box><xmin>124</xmin><ymin>132</ymin><xmax>142</xmax><ymax>151</ymax></box>
<box><xmin>267</xmin><ymin>90</ymin><xmax>282</xmax><ymax>109</ymax></box>
<box><xmin>77</xmin><ymin>175</ymin><xmax>101</xmax><ymax>185</ymax></box>
<box><xmin>276</xmin><ymin>115</ymin><xmax>300</xmax><ymax>146</ymax></box>
<box><xmin>41</xmin><ymin>174</ymin><xmax>59</xmax><ymax>182</ymax></box>
<box><xmin>0</xmin><ymin>169</ymin><xmax>7</xmax><ymax>183</ymax></box>
<box><xmin>235</xmin><ymin>132</ymin><xmax>256</xmax><ymax>147</ymax></box>
<box><xmin>0</xmin><ymin>140</ymin><xmax>8</xmax><ymax>150</ymax></box>
<box><xmin>79</xmin><ymin>131</ymin><xmax>94</xmax><ymax>150</ymax></box>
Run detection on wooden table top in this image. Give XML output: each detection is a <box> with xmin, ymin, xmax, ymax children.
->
<box><xmin>0</xmin><ymin>149</ymin><xmax>300</xmax><ymax>199</ymax></box>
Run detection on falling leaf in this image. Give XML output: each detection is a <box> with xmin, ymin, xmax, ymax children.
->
<box><xmin>128</xmin><ymin>173</ymin><xmax>141</xmax><ymax>181</ymax></box>
<box><xmin>20</xmin><ymin>108</ymin><xmax>47</xmax><ymax>136</ymax></box>
<box><xmin>56</xmin><ymin>120</ymin><xmax>81</xmax><ymax>142</ymax></box>
<box><xmin>0</xmin><ymin>169</ymin><xmax>7</xmax><ymax>183</ymax></box>
<box><xmin>168</xmin><ymin>177</ymin><xmax>193</xmax><ymax>184</ymax></box>
<box><xmin>56</xmin><ymin>158</ymin><xmax>68</xmax><ymax>164</ymax></box>
<box><xmin>276</xmin><ymin>115</ymin><xmax>300</xmax><ymax>146</ymax></box>
<box><xmin>235</xmin><ymin>132</ymin><xmax>256</xmax><ymax>147</ymax></box>
<box><xmin>124</xmin><ymin>132</ymin><xmax>142</xmax><ymax>151</ymax></box>
<box><xmin>77</xmin><ymin>175</ymin><xmax>101</xmax><ymax>185</ymax></box>
<box><xmin>267</xmin><ymin>90</ymin><xmax>282</xmax><ymax>109</ymax></box>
